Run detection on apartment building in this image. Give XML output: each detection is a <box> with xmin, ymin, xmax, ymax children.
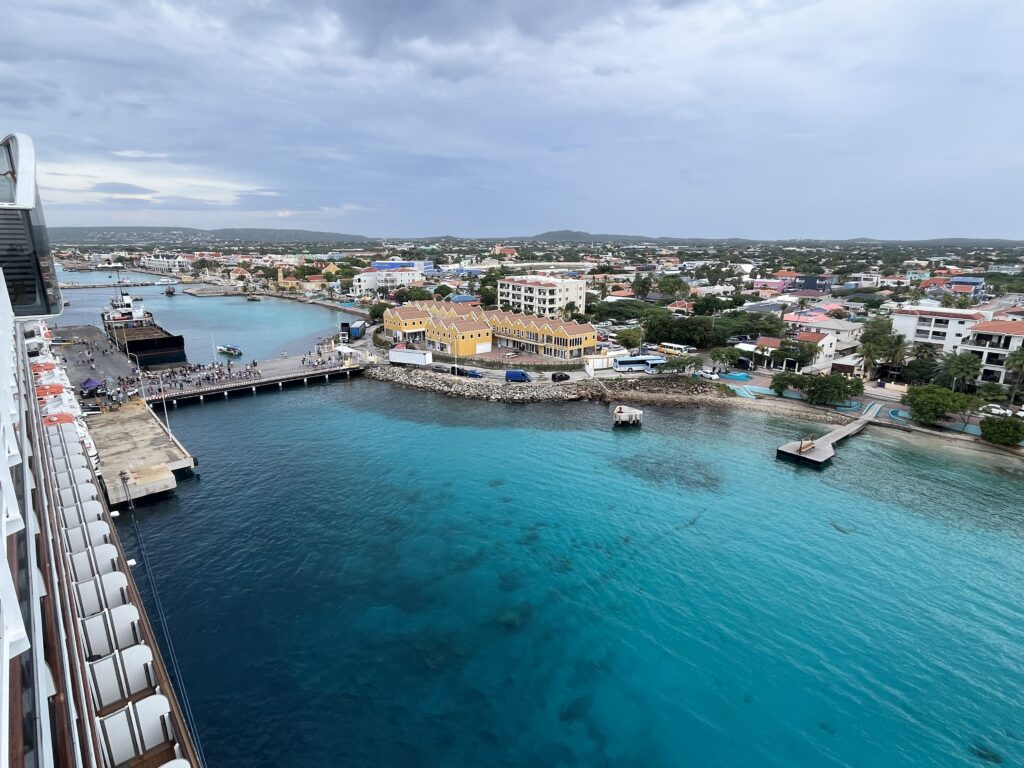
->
<box><xmin>959</xmin><ymin>320</ymin><xmax>1024</xmax><ymax>385</ymax></box>
<box><xmin>496</xmin><ymin>276</ymin><xmax>586</xmax><ymax>318</ymax></box>
<box><xmin>351</xmin><ymin>266</ymin><xmax>423</xmax><ymax>296</ymax></box>
<box><xmin>891</xmin><ymin>307</ymin><xmax>990</xmax><ymax>353</ymax></box>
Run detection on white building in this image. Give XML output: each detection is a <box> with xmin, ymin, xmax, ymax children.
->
<box><xmin>794</xmin><ymin>331</ymin><xmax>838</xmax><ymax>373</ymax></box>
<box><xmin>891</xmin><ymin>307</ymin><xmax>990</xmax><ymax>354</ymax></box>
<box><xmin>959</xmin><ymin>320</ymin><xmax>1024</xmax><ymax>385</ymax></box>
<box><xmin>140</xmin><ymin>252</ymin><xmax>192</xmax><ymax>273</ymax></box>
<box><xmin>497</xmin><ymin>275</ymin><xmax>586</xmax><ymax>317</ymax></box>
<box><xmin>350</xmin><ymin>267</ymin><xmax>423</xmax><ymax>296</ymax></box>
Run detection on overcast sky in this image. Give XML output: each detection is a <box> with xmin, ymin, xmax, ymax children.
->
<box><xmin>5</xmin><ymin>0</ymin><xmax>1022</xmax><ymax>238</ymax></box>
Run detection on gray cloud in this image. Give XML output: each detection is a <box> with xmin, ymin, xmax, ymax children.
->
<box><xmin>6</xmin><ymin>0</ymin><xmax>1024</xmax><ymax>237</ymax></box>
<box><xmin>92</xmin><ymin>181</ymin><xmax>157</xmax><ymax>194</ymax></box>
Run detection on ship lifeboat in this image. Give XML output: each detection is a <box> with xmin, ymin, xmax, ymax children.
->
<box><xmin>43</xmin><ymin>413</ymin><xmax>76</xmax><ymax>426</ymax></box>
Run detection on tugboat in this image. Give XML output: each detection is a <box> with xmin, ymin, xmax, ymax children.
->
<box><xmin>164</xmin><ymin>285</ymin><xmax>176</xmax><ymax>296</ymax></box>
<box><xmin>101</xmin><ymin>291</ymin><xmax>186</xmax><ymax>367</ymax></box>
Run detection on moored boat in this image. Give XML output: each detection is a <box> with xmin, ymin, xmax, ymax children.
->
<box><xmin>101</xmin><ymin>291</ymin><xmax>187</xmax><ymax>367</ymax></box>
<box><xmin>217</xmin><ymin>343</ymin><xmax>243</xmax><ymax>356</ymax></box>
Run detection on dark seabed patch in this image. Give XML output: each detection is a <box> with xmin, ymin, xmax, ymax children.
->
<box><xmin>615</xmin><ymin>454</ymin><xmax>722</xmax><ymax>491</ymax></box>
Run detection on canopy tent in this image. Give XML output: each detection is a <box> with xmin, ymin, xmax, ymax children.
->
<box><xmin>79</xmin><ymin>377</ymin><xmax>104</xmax><ymax>390</ymax></box>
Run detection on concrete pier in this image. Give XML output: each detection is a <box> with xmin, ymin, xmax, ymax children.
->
<box><xmin>86</xmin><ymin>400</ymin><xmax>196</xmax><ymax>506</ymax></box>
<box><xmin>776</xmin><ymin>402</ymin><xmax>882</xmax><ymax>466</ymax></box>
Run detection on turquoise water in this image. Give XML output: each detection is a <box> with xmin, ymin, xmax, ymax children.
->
<box><xmin>118</xmin><ymin>381</ymin><xmax>1024</xmax><ymax>768</ymax></box>
<box><xmin>54</xmin><ymin>269</ymin><xmax>351</xmax><ymax>364</ymax></box>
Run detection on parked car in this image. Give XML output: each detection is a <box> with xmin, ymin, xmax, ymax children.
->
<box><xmin>450</xmin><ymin>366</ymin><xmax>468</xmax><ymax>376</ymax></box>
<box><xmin>736</xmin><ymin>357</ymin><xmax>754</xmax><ymax>371</ymax></box>
<box><xmin>465</xmin><ymin>369</ymin><xmax>484</xmax><ymax>379</ymax></box>
<box><xmin>697</xmin><ymin>369</ymin><xmax>720</xmax><ymax>380</ymax></box>
<box><xmin>979</xmin><ymin>404</ymin><xmax>1013</xmax><ymax>417</ymax></box>
<box><xmin>431</xmin><ymin>364</ymin><xmax>449</xmax><ymax>373</ymax></box>
<box><xmin>505</xmin><ymin>370</ymin><xmax>532</xmax><ymax>383</ymax></box>
<box><xmin>551</xmin><ymin>372</ymin><xmax>570</xmax><ymax>382</ymax></box>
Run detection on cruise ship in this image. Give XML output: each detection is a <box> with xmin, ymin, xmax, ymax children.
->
<box><xmin>2</xmin><ymin>133</ymin><xmax>202</xmax><ymax>767</ymax></box>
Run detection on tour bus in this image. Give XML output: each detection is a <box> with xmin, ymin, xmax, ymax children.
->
<box><xmin>657</xmin><ymin>342</ymin><xmax>697</xmax><ymax>356</ymax></box>
<box><xmin>613</xmin><ymin>355</ymin><xmax>668</xmax><ymax>374</ymax></box>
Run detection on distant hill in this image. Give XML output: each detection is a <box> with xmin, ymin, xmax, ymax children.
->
<box><xmin>49</xmin><ymin>226</ymin><xmax>372</xmax><ymax>246</ymax></box>
<box><xmin>47</xmin><ymin>226</ymin><xmax>1024</xmax><ymax>247</ymax></box>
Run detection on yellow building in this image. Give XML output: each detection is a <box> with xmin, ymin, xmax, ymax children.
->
<box><xmin>384</xmin><ymin>301</ymin><xmax>597</xmax><ymax>360</ymax></box>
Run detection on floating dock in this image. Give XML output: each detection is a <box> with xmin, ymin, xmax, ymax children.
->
<box><xmin>776</xmin><ymin>402</ymin><xmax>882</xmax><ymax>466</ymax></box>
<box><xmin>613</xmin><ymin>405</ymin><xmax>643</xmax><ymax>427</ymax></box>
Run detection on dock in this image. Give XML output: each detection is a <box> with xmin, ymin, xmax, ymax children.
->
<box><xmin>146</xmin><ymin>360</ymin><xmax>367</xmax><ymax>405</ymax></box>
<box><xmin>85</xmin><ymin>400</ymin><xmax>196</xmax><ymax>506</ymax></box>
<box><xmin>776</xmin><ymin>402</ymin><xmax>882</xmax><ymax>466</ymax></box>
<box><xmin>60</xmin><ymin>280</ymin><xmax>159</xmax><ymax>289</ymax></box>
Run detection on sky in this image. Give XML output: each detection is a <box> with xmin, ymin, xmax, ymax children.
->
<box><xmin>4</xmin><ymin>0</ymin><xmax>1023</xmax><ymax>239</ymax></box>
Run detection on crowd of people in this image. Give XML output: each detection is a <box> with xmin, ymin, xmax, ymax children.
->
<box><xmin>146</xmin><ymin>360</ymin><xmax>264</xmax><ymax>395</ymax></box>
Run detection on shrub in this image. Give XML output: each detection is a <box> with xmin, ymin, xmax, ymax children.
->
<box><xmin>980</xmin><ymin>416</ymin><xmax>1024</xmax><ymax>446</ymax></box>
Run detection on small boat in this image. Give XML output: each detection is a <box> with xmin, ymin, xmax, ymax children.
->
<box><xmin>246</xmin><ymin>294</ymin><xmax>261</xmax><ymax>302</ymax></box>
<box><xmin>63</xmin><ymin>300</ymin><xmax>71</xmax><ymax>307</ymax></box>
<box><xmin>613</xmin><ymin>405</ymin><xmax>643</xmax><ymax>427</ymax></box>
<box><xmin>164</xmin><ymin>286</ymin><xmax>176</xmax><ymax>296</ymax></box>
<box><xmin>217</xmin><ymin>344</ymin><xmax>243</xmax><ymax>356</ymax></box>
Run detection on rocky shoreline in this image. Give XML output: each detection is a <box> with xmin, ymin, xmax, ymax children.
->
<box><xmin>363</xmin><ymin>366</ymin><xmax>853</xmax><ymax>425</ymax></box>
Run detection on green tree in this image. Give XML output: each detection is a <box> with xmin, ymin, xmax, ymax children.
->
<box><xmin>480</xmin><ymin>286</ymin><xmax>497</xmax><ymax>307</ymax></box>
<box><xmin>710</xmin><ymin>347</ymin><xmax>743</xmax><ymax>367</ymax></box>
<box><xmin>1004</xmin><ymin>348</ymin><xmax>1024</xmax><ymax>405</ymax></box>
<box><xmin>976</xmin><ymin>381</ymin><xmax>1008</xmax><ymax>403</ymax></box>
<box><xmin>369</xmin><ymin>302</ymin><xmax>391</xmax><ymax>321</ymax></box>
<box><xmin>662</xmin><ymin>354</ymin><xmax>704</xmax><ymax>373</ymax></box>
<box><xmin>901</xmin><ymin>357</ymin><xmax>938</xmax><ymax>384</ymax></box>
<box><xmin>801</xmin><ymin>374</ymin><xmax>864</xmax><ymax>405</ymax></box>
<box><xmin>770</xmin><ymin>371</ymin><xmax>805</xmax><ymax>396</ymax></box>
<box><xmin>939</xmin><ymin>351</ymin><xmax>982</xmax><ymax>392</ymax></box>
<box><xmin>979</xmin><ymin>416</ymin><xmax>1024</xmax><ymax>446</ymax></box>
<box><xmin>562</xmin><ymin>301</ymin><xmax>578</xmax><ymax>321</ymax></box>
<box><xmin>433</xmin><ymin>284</ymin><xmax>453</xmax><ymax>298</ymax></box>
<box><xmin>901</xmin><ymin>385</ymin><xmax>963</xmax><ymax>425</ymax></box>
<box><xmin>631</xmin><ymin>274</ymin><xmax>653</xmax><ymax>299</ymax></box>
<box><xmin>657</xmin><ymin>275</ymin><xmax>685</xmax><ymax>298</ymax></box>
<box><xmin>615</xmin><ymin>328</ymin><xmax>643</xmax><ymax>350</ymax></box>
<box><xmin>860</xmin><ymin>317</ymin><xmax>894</xmax><ymax>347</ymax></box>
<box><xmin>693</xmin><ymin>296</ymin><xmax>727</xmax><ymax>316</ymax></box>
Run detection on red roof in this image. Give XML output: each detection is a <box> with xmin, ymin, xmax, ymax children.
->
<box><xmin>755</xmin><ymin>336</ymin><xmax>782</xmax><ymax>349</ymax></box>
<box><xmin>773</xmin><ymin>270</ymin><xmax>798</xmax><ymax>278</ymax></box>
<box><xmin>608</xmin><ymin>289</ymin><xmax>635</xmax><ymax>297</ymax></box>
<box><xmin>952</xmin><ymin>284</ymin><xmax>974</xmax><ymax>293</ymax></box>
<box><xmin>796</xmin><ymin>332</ymin><xmax>827</xmax><ymax>343</ymax></box>
<box><xmin>969</xmin><ymin>321</ymin><xmax>1024</xmax><ymax>335</ymax></box>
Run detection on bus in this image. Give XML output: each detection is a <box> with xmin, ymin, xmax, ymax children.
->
<box><xmin>657</xmin><ymin>342</ymin><xmax>696</xmax><ymax>356</ymax></box>
<box><xmin>613</xmin><ymin>355</ymin><xmax>668</xmax><ymax>374</ymax></box>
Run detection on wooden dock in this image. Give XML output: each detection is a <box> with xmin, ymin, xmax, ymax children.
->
<box><xmin>145</xmin><ymin>361</ymin><xmax>366</xmax><ymax>405</ymax></box>
<box><xmin>776</xmin><ymin>402</ymin><xmax>882</xmax><ymax>466</ymax></box>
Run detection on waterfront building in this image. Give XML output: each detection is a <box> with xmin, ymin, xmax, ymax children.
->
<box><xmin>141</xmin><ymin>252</ymin><xmax>192</xmax><ymax>273</ymax></box>
<box><xmin>383</xmin><ymin>301</ymin><xmax>597</xmax><ymax>360</ymax></box>
<box><xmin>891</xmin><ymin>306</ymin><xmax>991</xmax><ymax>353</ymax></box>
<box><xmin>496</xmin><ymin>276</ymin><xmax>586</xmax><ymax>318</ymax></box>
<box><xmin>351</xmin><ymin>267</ymin><xmax>423</xmax><ymax>296</ymax></box>
<box><xmin>959</xmin><ymin>320</ymin><xmax>1024</xmax><ymax>385</ymax></box>
<box><xmin>1</xmin><ymin>132</ymin><xmax>199</xmax><ymax>767</ymax></box>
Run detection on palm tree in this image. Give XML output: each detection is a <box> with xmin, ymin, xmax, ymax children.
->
<box><xmin>562</xmin><ymin>301</ymin><xmax>577</xmax><ymax>321</ymax></box>
<box><xmin>1004</xmin><ymin>348</ymin><xmax>1024</xmax><ymax>406</ymax></box>
<box><xmin>859</xmin><ymin>341</ymin><xmax>882</xmax><ymax>380</ymax></box>
<box><xmin>911</xmin><ymin>342</ymin><xmax>939</xmax><ymax>361</ymax></box>
<box><xmin>940</xmin><ymin>351</ymin><xmax>982</xmax><ymax>392</ymax></box>
<box><xmin>884</xmin><ymin>333</ymin><xmax>908</xmax><ymax>367</ymax></box>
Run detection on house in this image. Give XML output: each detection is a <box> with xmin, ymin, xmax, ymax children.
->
<box><xmin>794</xmin><ymin>274</ymin><xmax>837</xmax><ymax>292</ymax></box>
<box><xmin>949</xmin><ymin>276</ymin><xmax>986</xmax><ymax>298</ymax></box>
<box><xmin>690</xmin><ymin>284</ymin><xmax>734</xmax><ymax>297</ymax></box>
<box><xmin>141</xmin><ymin>252</ymin><xmax>192</xmax><ymax>273</ymax></box>
<box><xmin>794</xmin><ymin>331</ymin><xmax>837</xmax><ymax>372</ymax></box>
<box><xmin>959</xmin><ymin>321</ymin><xmax>1024</xmax><ymax>385</ymax></box>
<box><xmin>228</xmin><ymin>267</ymin><xmax>251</xmax><ymax>283</ymax></box>
<box><xmin>667</xmin><ymin>300</ymin><xmax>694</xmax><ymax>315</ymax></box>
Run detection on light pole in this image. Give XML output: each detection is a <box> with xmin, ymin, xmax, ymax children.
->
<box><xmin>126</xmin><ymin>351</ymin><xmax>145</xmax><ymax>400</ymax></box>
